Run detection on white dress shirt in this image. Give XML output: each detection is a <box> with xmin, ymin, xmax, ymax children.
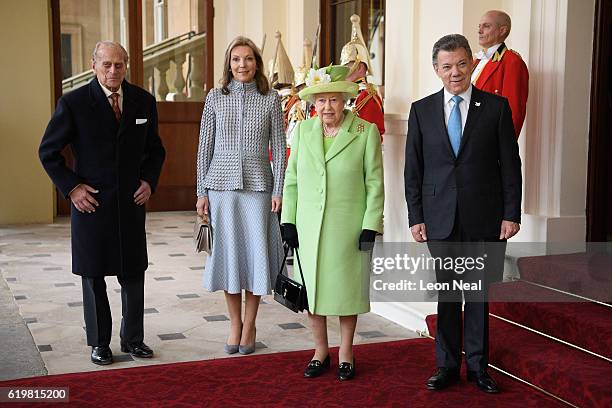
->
<box><xmin>443</xmin><ymin>85</ymin><xmax>472</xmax><ymax>133</ymax></box>
<box><xmin>471</xmin><ymin>43</ymin><xmax>501</xmax><ymax>83</ymax></box>
<box><xmin>99</xmin><ymin>80</ymin><xmax>123</xmax><ymax>113</ymax></box>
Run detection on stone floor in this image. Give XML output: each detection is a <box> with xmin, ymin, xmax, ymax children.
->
<box><xmin>0</xmin><ymin>211</ymin><xmax>418</xmax><ymax>380</ymax></box>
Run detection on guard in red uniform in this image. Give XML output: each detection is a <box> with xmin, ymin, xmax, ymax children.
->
<box><xmin>340</xmin><ymin>14</ymin><xmax>385</xmax><ymax>140</ymax></box>
<box><xmin>472</xmin><ymin>10</ymin><xmax>529</xmax><ymax>138</ymax></box>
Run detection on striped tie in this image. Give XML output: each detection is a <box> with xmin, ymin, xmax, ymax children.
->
<box><xmin>110</xmin><ymin>93</ymin><xmax>121</xmax><ymax>122</ymax></box>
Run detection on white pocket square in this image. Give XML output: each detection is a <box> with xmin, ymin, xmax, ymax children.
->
<box><xmin>136</xmin><ymin>118</ymin><xmax>148</xmax><ymax>125</ymax></box>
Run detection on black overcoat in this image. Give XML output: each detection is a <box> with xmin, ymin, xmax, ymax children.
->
<box><xmin>39</xmin><ymin>79</ymin><xmax>165</xmax><ymax>278</ymax></box>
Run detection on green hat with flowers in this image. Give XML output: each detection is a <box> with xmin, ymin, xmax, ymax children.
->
<box><xmin>298</xmin><ymin>65</ymin><xmax>359</xmax><ymax>102</ymax></box>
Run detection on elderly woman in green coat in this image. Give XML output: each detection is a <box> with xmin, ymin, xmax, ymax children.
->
<box><xmin>280</xmin><ymin>65</ymin><xmax>384</xmax><ymax>381</ymax></box>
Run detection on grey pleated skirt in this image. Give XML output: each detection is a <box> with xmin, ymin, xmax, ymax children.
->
<box><xmin>203</xmin><ymin>189</ymin><xmax>284</xmax><ymax>295</ymax></box>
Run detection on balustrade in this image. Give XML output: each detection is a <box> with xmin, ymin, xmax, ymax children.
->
<box><xmin>62</xmin><ymin>31</ymin><xmax>207</xmax><ymax>102</ymax></box>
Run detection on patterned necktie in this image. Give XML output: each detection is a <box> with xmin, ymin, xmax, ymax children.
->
<box><xmin>109</xmin><ymin>92</ymin><xmax>121</xmax><ymax>122</ymax></box>
<box><xmin>447</xmin><ymin>95</ymin><xmax>463</xmax><ymax>156</ymax></box>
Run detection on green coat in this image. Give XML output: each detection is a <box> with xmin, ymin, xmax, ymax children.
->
<box><xmin>281</xmin><ymin>111</ymin><xmax>384</xmax><ymax>315</ymax></box>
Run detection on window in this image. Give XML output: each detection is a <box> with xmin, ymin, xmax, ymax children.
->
<box><xmin>57</xmin><ymin>0</ymin><xmax>129</xmax><ymax>94</ymax></box>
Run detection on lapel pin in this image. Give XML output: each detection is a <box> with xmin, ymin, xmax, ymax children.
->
<box><xmin>356</xmin><ymin>123</ymin><xmax>365</xmax><ymax>133</ymax></box>
<box><xmin>475</xmin><ymin>102</ymin><xmax>481</xmax><ymax>107</ymax></box>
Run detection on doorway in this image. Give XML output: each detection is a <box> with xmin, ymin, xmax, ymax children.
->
<box><xmin>586</xmin><ymin>0</ymin><xmax>612</xmax><ymax>242</ymax></box>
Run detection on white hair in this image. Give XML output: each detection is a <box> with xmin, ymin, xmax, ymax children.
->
<box><xmin>92</xmin><ymin>41</ymin><xmax>129</xmax><ymax>63</ymax></box>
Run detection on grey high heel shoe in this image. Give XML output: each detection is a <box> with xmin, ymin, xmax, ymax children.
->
<box><xmin>238</xmin><ymin>344</ymin><xmax>255</xmax><ymax>355</ymax></box>
<box><xmin>224</xmin><ymin>344</ymin><xmax>239</xmax><ymax>354</ymax></box>
<box><xmin>225</xmin><ymin>323</ymin><xmax>242</xmax><ymax>354</ymax></box>
<box><xmin>238</xmin><ymin>327</ymin><xmax>256</xmax><ymax>355</ymax></box>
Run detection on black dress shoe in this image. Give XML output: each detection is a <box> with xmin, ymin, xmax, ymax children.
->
<box><xmin>120</xmin><ymin>341</ymin><xmax>154</xmax><ymax>358</ymax></box>
<box><xmin>337</xmin><ymin>360</ymin><xmax>355</xmax><ymax>381</ymax></box>
<box><xmin>91</xmin><ymin>346</ymin><xmax>113</xmax><ymax>365</ymax></box>
<box><xmin>426</xmin><ymin>367</ymin><xmax>460</xmax><ymax>390</ymax></box>
<box><xmin>304</xmin><ymin>355</ymin><xmax>330</xmax><ymax>378</ymax></box>
<box><xmin>467</xmin><ymin>370</ymin><xmax>500</xmax><ymax>393</ymax></box>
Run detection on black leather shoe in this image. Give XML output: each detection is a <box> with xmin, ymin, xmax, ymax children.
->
<box><xmin>337</xmin><ymin>360</ymin><xmax>355</xmax><ymax>381</ymax></box>
<box><xmin>426</xmin><ymin>367</ymin><xmax>460</xmax><ymax>390</ymax></box>
<box><xmin>467</xmin><ymin>370</ymin><xmax>500</xmax><ymax>393</ymax></box>
<box><xmin>120</xmin><ymin>341</ymin><xmax>154</xmax><ymax>358</ymax></box>
<box><xmin>304</xmin><ymin>355</ymin><xmax>330</xmax><ymax>378</ymax></box>
<box><xmin>91</xmin><ymin>346</ymin><xmax>113</xmax><ymax>365</ymax></box>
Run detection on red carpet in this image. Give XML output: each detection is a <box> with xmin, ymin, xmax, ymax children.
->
<box><xmin>425</xmin><ymin>252</ymin><xmax>612</xmax><ymax>406</ymax></box>
<box><xmin>427</xmin><ymin>313</ymin><xmax>612</xmax><ymax>408</ymax></box>
<box><xmin>489</xmin><ymin>281</ymin><xmax>612</xmax><ymax>358</ymax></box>
<box><xmin>0</xmin><ymin>338</ymin><xmax>562</xmax><ymax>407</ymax></box>
<box><xmin>517</xmin><ymin>252</ymin><xmax>612</xmax><ymax>302</ymax></box>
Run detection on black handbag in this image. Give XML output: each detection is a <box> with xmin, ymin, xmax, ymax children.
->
<box><xmin>274</xmin><ymin>247</ymin><xmax>308</xmax><ymax>313</ymax></box>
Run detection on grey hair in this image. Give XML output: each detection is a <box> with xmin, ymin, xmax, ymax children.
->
<box><xmin>432</xmin><ymin>34</ymin><xmax>472</xmax><ymax>65</ymax></box>
<box><xmin>92</xmin><ymin>41</ymin><xmax>129</xmax><ymax>63</ymax></box>
<box><xmin>489</xmin><ymin>10</ymin><xmax>512</xmax><ymax>37</ymax></box>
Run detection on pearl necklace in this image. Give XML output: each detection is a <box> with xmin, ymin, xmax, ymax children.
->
<box><xmin>323</xmin><ymin>115</ymin><xmax>344</xmax><ymax>138</ymax></box>
<box><xmin>323</xmin><ymin>126</ymin><xmax>339</xmax><ymax>138</ymax></box>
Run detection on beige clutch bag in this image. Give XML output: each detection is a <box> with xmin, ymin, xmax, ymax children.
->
<box><xmin>194</xmin><ymin>215</ymin><xmax>213</xmax><ymax>254</ymax></box>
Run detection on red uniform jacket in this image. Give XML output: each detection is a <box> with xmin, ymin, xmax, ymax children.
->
<box><xmin>353</xmin><ymin>83</ymin><xmax>385</xmax><ymax>139</ymax></box>
<box><xmin>473</xmin><ymin>43</ymin><xmax>529</xmax><ymax>137</ymax></box>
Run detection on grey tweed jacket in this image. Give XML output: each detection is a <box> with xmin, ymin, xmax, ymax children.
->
<box><xmin>197</xmin><ymin>80</ymin><xmax>287</xmax><ymax>197</ymax></box>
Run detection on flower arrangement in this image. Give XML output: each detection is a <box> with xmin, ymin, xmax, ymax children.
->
<box><xmin>305</xmin><ymin>67</ymin><xmax>331</xmax><ymax>87</ymax></box>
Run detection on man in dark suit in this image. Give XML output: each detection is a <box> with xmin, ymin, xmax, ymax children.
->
<box><xmin>39</xmin><ymin>41</ymin><xmax>165</xmax><ymax>365</ymax></box>
<box><xmin>404</xmin><ymin>34</ymin><xmax>521</xmax><ymax>393</ymax></box>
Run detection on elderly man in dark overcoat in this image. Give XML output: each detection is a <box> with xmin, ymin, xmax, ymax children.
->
<box><xmin>39</xmin><ymin>41</ymin><xmax>165</xmax><ymax>365</ymax></box>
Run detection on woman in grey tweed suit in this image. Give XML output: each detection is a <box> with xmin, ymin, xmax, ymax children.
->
<box><xmin>196</xmin><ymin>36</ymin><xmax>287</xmax><ymax>355</ymax></box>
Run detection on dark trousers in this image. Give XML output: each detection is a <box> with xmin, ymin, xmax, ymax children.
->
<box><xmin>81</xmin><ymin>275</ymin><xmax>145</xmax><ymax>347</ymax></box>
<box><xmin>427</xmin><ymin>211</ymin><xmax>504</xmax><ymax>372</ymax></box>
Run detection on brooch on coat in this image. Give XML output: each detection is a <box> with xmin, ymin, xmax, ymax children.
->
<box><xmin>356</xmin><ymin>123</ymin><xmax>365</xmax><ymax>133</ymax></box>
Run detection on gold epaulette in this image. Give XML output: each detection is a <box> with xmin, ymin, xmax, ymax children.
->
<box><xmin>287</xmin><ymin>100</ymin><xmax>306</xmax><ymax>122</ymax></box>
<box><xmin>365</xmin><ymin>82</ymin><xmax>378</xmax><ymax>96</ymax></box>
<box><xmin>293</xmin><ymin>105</ymin><xmax>306</xmax><ymax>122</ymax></box>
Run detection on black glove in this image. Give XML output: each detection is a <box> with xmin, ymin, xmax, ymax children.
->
<box><xmin>281</xmin><ymin>223</ymin><xmax>299</xmax><ymax>248</ymax></box>
<box><xmin>358</xmin><ymin>229</ymin><xmax>377</xmax><ymax>251</ymax></box>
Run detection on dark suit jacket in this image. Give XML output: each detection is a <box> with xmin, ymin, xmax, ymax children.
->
<box><xmin>39</xmin><ymin>79</ymin><xmax>165</xmax><ymax>278</ymax></box>
<box><xmin>404</xmin><ymin>86</ymin><xmax>521</xmax><ymax>240</ymax></box>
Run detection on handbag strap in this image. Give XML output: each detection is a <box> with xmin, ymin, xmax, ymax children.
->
<box><xmin>278</xmin><ymin>246</ymin><xmax>307</xmax><ymax>287</ymax></box>
<box><xmin>198</xmin><ymin>213</ymin><xmax>210</xmax><ymax>225</ymax></box>
<box><xmin>279</xmin><ymin>247</ymin><xmax>289</xmax><ymax>274</ymax></box>
<box><xmin>293</xmin><ymin>248</ymin><xmax>306</xmax><ymax>287</ymax></box>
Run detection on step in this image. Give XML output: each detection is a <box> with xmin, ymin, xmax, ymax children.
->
<box><xmin>517</xmin><ymin>252</ymin><xmax>612</xmax><ymax>303</ymax></box>
<box><xmin>426</xmin><ymin>314</ymin><xmax>612</xmax><ymax>407</ymax></box>
<box><xmin>488</xmin><ymin>280</ymin><xmax>612</xmax><ymax>359</ymax></box>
